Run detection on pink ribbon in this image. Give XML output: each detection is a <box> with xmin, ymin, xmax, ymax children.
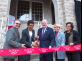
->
<box><xmin>0</xmin><ymin>44</ymin><xmax>81</xmax><ymax>56</ymax></box>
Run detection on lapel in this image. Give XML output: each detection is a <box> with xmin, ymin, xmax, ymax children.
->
<box><xmin>12</xmin><ymin>27</ymin><xmax>19</xmax><ymax>37</ymax></box>
<box><xmin>65</xmin><ymin>30</ymin><xmax>73</xmax><ymax>42</ymax></box>
<box><xmin>39</xmin><ymin>28</ymin><xmax>43</xmax><ymax>40</ymax></box>
<box><xmin>54</xmin><ymin>31</ymin><xmax>56</xmax><ymax>36</ymax></box>
<box><xmin>25</xmin><ymin>28</ymin><xmax>30</xmax><ymax>38</ymax></box>
<box><xmin>65</xmin><ymin>30</ymin><xmax>73</xmax><ymax>44</ymax></box>
<box><xmin>31</xmin><ymin>29</ymin><xmax>34</xmax><ymax>39</ymax></box>
<box><xmin>25</xmin><ymin>28</ymin><xmax>34</xmax><ymax>40</ymax></box>
<box><xmin>55</xmin><ymin>30</ymin><xmax>61</xmax><ymax>40</ymax></box>
<box><xmin>42</xmin><ymin>27</ymin><xmax>48</xmax><ymax>39</ymax></box>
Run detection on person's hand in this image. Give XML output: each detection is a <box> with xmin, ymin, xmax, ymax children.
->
<box><xmin>35</xmin><ymin>35</ymin><xmax>39</xmax><ymax>40</ymax></box>
<box><xmin>61</xmin><ymin>45</ymin><xmax>64</xmax><ymax>47</ymax></box>
<box><xmin>32</xmin><ymin>44</ymin><xmax>38</xmax><ymax>47</ymax></box>
<box><xmin>21</xmin><ymin>44</ymin><xmax>26</xmax><ymax>48</ymax></box>
<box><xmin>70</xmin><ymin>43</ymin><xmax>74</xmax><ymax>46</ymax></box>
<box><xmin>49</xmin><ymin>46</ymin><xmax>52</xmax><ymax>49</ymax></box>
<box><xmin>35</xmin><ymin>41</ymin><xmax>39</xmax><ymax>47</ymax></box>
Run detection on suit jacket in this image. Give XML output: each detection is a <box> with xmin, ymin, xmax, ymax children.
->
<box><xmin>65</xmin><ymin>30</ymin><xmax>81</xmax><ymax>45</ymax></box>
<box><xmin>38</xmin><ymin>27</ymin><xmax>55</xmax><ymax>48</ymax></box>
<box><xmin>20</xmin><ymin>28</ymin><xmax>35</xmax><ymax>48</ymax></box>
<box><xmin>3</xmin><ymin>27</ymin><xmax>22</xmax><ymax>59</ymax></box>
<box><xmin>18</xmin><ymin>28</ymin><xmax>35</xmax><ymax>61</ymax></box>
<box><xmin>54</xmin><ymin>30</ymin><xmax>67</xmax><ymax>59</ymax></box>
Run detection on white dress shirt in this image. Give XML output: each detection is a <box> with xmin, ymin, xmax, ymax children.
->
<box><xmin>29</xmin><ymin>31</ymin><xmax>32</xmax><ymax>38</ymax></box>
<box><xmin>42</xmin><ymin>27</ymin><xmax>47</xmax><ymax>34</ymax></box>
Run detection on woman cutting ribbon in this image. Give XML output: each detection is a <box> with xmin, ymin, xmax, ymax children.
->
<box><xmin>18</xmin><ymin>20</ymin><xmax>38</xmax><ymax>61</ymax></box>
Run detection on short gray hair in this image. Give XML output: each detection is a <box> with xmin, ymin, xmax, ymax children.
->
<box><xmin>14</xmin><ymin>20</ymin><xmax>20</xmax><ymax>23</ymax></box>
<box><xmin>42</xmin><ymin>19</ymin><xmax>48</xmax><ymax>23</ymax></box>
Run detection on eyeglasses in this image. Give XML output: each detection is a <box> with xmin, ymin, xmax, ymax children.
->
<box><xmin>29</xmin><ymin>25</ymin><xmax>34</xmax><ymax>27</ymax></box>
<box><xmin>66</xmin><ymin>26</ymin><xmax>71</xmax><ymax>27</ymax></box>
<box><xmin>15</xmin><ymin>23</ymin><xmax>21</xmax><ymax>25</ymax></box>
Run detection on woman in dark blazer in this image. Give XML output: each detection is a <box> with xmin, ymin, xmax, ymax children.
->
<box><xmin>18</xmin><ymin>20</ymin><xmax>38</xmax><ymax>61</ymax></box>
<box><xmin>65</xmin><ymin>22</ymin><xmax>81</xmax><ymax>61</ymax></box>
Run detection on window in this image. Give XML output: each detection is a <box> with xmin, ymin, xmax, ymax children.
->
<box><xmin>32</xmin><ymin>2</ymin><xmax>43</xmax><ymax>21</ymax></box>
<box><xmin>17</xmin><ymin>1</ymin><xmax>30</xmax><ymax>21</ymax></box>
<box><xmin>17</xmin><ymin>1</ymin><xmax>43</xmax><ymax>21</ymax></box>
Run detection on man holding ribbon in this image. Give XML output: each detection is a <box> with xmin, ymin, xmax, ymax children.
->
<box><xmin>36</xmin><ymin>19</ymin><xmax>55</xmax><ymax>61</ymax></box>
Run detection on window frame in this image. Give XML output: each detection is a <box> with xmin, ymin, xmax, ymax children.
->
<box><xmin>16</xmin><ymin>0</ymin><xmax>44</xmax><ymax>22</ymax></box>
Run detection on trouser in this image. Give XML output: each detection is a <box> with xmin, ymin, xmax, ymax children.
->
<box><xmin>56</xmin><ymin>52</ymin><xmax>65</xmax><ymax>61</ymax></box>
<box><xmin>56</xmin><ymin>59</ymin><xmax>65</xmax><ymax>61</ymax></box>
<box><xmin>40</xmin><ymin>52</ymin><xmax>53</xmax><ymax>61</ymax></box>
<box><xmin>18</xmin><ymin>55</ymin><xmax>30</xmax><ymax>61</ymax></box>
<box><xmin>66</xmin><ymin>51</ymin><xmax>81</xmax><ymax>61</ymax></box>
<box><xmin>3</xmin><ymin>58</ymin><xmax>14</xmax><ymax>61</ymax></box>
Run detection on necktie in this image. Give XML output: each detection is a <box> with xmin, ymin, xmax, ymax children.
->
<box><xmin>42</xmin><ymin>28</ymin><xmax>45</xmax><ymax>38</ymax></box>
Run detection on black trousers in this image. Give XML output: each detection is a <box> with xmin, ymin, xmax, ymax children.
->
<box><xmin>3</xmin><ymin>58</ymin><xmax>14</xmax><ymax>61</ymax></box>
<box><xmin>66</xmin><ymin>51</ymin><xmax>81</xmax><ymax>61</ymax></box>
<box><xmin>56</xmin><ymin>52</ymin><xmax>65</xmax><ymax>61</ymax></box>
<box><xmin>40</xmin><ymin>53</ymin><xmax>53</xmax><ymax>61</ymax></box>
<box><xmin>18</xmin><ymin>55</ymin><xmax>30</xmax><ymax>61</ymax></box>
<box><xmin>56</xmin><ymin>59</ymin><xmax>65</xmax><ymax>61</ymax></box>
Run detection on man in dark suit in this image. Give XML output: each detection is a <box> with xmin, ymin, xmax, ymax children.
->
<box><xmin>36</xmin><ymin>19</ymin><xmax>55</xmax><ymax>61</ymax></box>
<box><xmin>3</xmin><ymin>20</ymin><xmax>26</xmax><ymax>61</ymax></box>
<box><xmin>18</xmin><ymin>20</ymin><xmax>38</xmax><ymax>61</ymax></box>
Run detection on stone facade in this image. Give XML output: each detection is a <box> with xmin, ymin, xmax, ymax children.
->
<box><xmin>0</xmin><ymin>0</ymin><xmax>9</xmax><ymax>49</ymax></box>
<box><xmin>0</xmin><ymin>0</ymin><xmax>77</xmax><ymax>49</ymax></box>
<box><xmin>54</xmin><ymin>0</ymin><xmax>77</xmax><ymax>32</ymax></box>
<box><xmin>0</xmin><ymin>0</ymin><xmax>8</xmax><ymax>33</ymax></box>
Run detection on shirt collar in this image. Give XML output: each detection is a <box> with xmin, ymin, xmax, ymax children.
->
<box><xmin>43</xmin><ymin>26</ymin><xmax>47</xmax><ymax>30</ymax></box>
<box><xmin>27</xmin><ymin>27</ymin><xmax>33</xmax><ymax>32</ymax></box>
<box><xmin>28</xmin><ymin>29</ymin><xmax>32</xmax><ymax>32</ymax></box>
<box><xmin>13</xmin><ymin>27</ymin><xmax>18</xmax><ymax>31</ymax></box>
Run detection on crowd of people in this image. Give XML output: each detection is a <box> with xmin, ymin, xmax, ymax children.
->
<box><xmin>3</xmin><ymin>19</ymin><xmax>81</xmax><ymax>61</ymax></box>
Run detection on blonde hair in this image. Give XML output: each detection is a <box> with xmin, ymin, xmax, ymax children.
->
<box><xmin>54</xmin><ymin>24</ymin><xmax>61</xmax><ymax>29</ymax></box>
